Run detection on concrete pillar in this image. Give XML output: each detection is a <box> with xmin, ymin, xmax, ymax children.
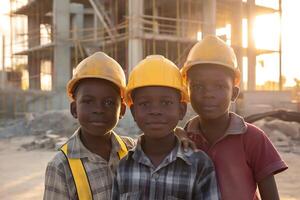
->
<box><xmin>71</xmin><ymin>3</ymin><xmax>84</xmax><ymax>40</ymax></box>
<box><xmin>125</xmin><ymin>0</ymin><xmax>144</xmax><ymax>130</ymax></box>
<box><xmin>53</xmin><ymin>0</ymin><xmax>70</xmax><ymax>91</ymax></box>
<box><xmin>28</xmin><ymin>14</ymin><xmax>41</xmax><ymax>89</ymax></box>
<box><xmin>1</xmin><ymin>35</ymin><xmax>6</xmax><ymax>89</ymax></box>
<box><xmin>231</xmin><ymin>0</ymin><xmax>243</xmax><ymax>90</ymax></box>
<box><xmin>247</xmin><ymin>0</ymin><xmax>256</xmax><ymax>91</ymax></box>
<box><xmin>53</xmin><ymin>0</ymin><xmax>70</xmax><ymax>109</ymax></box>
<box><xmin>202</xmin><ymin>0</ymin><xmax>216</xmax><ymax>37</ymax></box>
<box><xmin>128</xmin><ymin>0</ymin><xmax>143</xmax><ymax>73</ymax></box>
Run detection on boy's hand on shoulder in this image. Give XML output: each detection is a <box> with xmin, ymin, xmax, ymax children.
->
<box><xmin>174</xmin><ymin>127</ymin><xmax>197</xmax><ymax>152</ymax></box>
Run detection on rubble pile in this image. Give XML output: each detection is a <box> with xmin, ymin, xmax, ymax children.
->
<box><xmin>0</xmin><ymin>110</ymin><xmax>78</xmax><ymax>150</ymax></box>
<box><xmin>254</xmin><ymin>118</ymin><xmax>300</xmax><ymax>154</ymax></box>
<box><xmin>0</xmin><ymin>109</ymin><xmax>299</xmax><ymax>153</ymax></box>
<box><xmin>0</xmin><ymin>110</ymin><xmax>142</xmax><ymax>151</ymax></box>
<box><xmin>0</xmin><ymin>110</ymin><xmax>78</xmax><ymax>138</ymax></box>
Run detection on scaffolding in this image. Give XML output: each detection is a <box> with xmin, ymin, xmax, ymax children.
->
<box><xmin>2</xmin><ymin>0</ymin><xmax>284</xmax><ymax>117</ymax></box>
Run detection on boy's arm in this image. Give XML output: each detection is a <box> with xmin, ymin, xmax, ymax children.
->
<box><xmin>43</xmin><ymin>161</ymin><xmax>70</xmax><ymax>200</ymax></box>
<box><xmin>258</xmin><ymin>174</ymin><xmax>280</xmax><ymax>200</ymax></box>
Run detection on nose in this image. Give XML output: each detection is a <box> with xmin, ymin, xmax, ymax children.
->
<box><xmin>148</xmin><ymin>103</ymin><xmax>162</xmax><ymax>116</ymax></box>
<box><xmin>93</xmin><ymin>102</ymin><xmax>105</xmax><ymax>114</ymax></box>
<box><xmin>202</xmin><ymin>86</ymin><xmax>215</xmax><ymax>98</ymax></box>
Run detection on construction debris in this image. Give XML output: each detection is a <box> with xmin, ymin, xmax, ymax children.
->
<box><xmin>253</xmin><ymin>119</ymin><xmax>300</xmax><ymax>153</ymax></box>
<box><xmin>0</xmin><ymin>109</ymin><xmax>299</xmax><ymax>152</ymax></box>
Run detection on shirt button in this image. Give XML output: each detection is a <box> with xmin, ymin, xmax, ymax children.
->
<box><xmin>152</xmin><ymin>173</ymin><xmax>159</xmax><ymax>180</ymax></box>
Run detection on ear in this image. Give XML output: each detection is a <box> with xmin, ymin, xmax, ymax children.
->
<box><xmin>179</xmin><ymin>102</ymin><xmax>187</xmax><ymax>120</ymax></box>
<box><xmin>70</xmin><ymin>101</ymin><xmax>78</xmax><ymax>119</ymax></box>
<box><xmin>119</xmin><ymin>102</ymin><xmax>126</xmax><ymax>119</ymax></box>
<box><xmin>130</xmin><ymin>105</ymin><xmax>137</xmax><ymax>122</ymax></box>
<box><xmin>231</xmin><ymin>86</ymin><xmax>240</xmax><ymax>102</ymax></box>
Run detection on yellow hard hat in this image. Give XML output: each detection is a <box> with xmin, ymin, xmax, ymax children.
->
<box><xmin>126</xmin><ymin>55</ymin><xmax>189</xmax><ymax>106</ymax></box>
<box><xmin>66</xmin><ymin>52</ymin><xmax>126</xmax><ymax>100</ymax></box>
<box><xmin>181</xmin><ymin>35</ymin><xmax>241</xmax><ymax>85</ymax></box>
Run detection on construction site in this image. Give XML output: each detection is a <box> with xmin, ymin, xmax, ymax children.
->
<box><xmin>0</xmin><ymin>0</ymin><xmax>299</xmax><ymax>199</ymax></box>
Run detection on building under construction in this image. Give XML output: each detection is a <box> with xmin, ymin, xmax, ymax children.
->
<box><xmin>1</xmin><ymin>0</ymin><xmax>296</xmax><ymax>117</ymax></box>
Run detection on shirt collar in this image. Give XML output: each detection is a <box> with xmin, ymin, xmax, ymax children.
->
<box><xmin>187</xmin><ymin>112</ymin><xmax>247</xmax><ymax>135</ymax></box>
<box><xmin>128</xmin><ymin>134</ymin><xmax>193</xmax><ymax>167</ymax></box>
<box><xmin>65</xmin><ymin>128</ymin><xmax>122</xmax><ymax>159</ymax></box>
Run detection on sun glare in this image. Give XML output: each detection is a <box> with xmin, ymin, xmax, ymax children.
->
<box><xmin>254</xmin><ymin>14</ymin><xmax>280</xmax><ymax>50</ymax></box>
<box><xmin>1</xmin><ymin>0</ymin><xmax>300</xmax><ymax>89</ymax></box>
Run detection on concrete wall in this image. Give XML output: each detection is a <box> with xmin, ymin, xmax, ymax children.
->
<box><xmin>0</xmin><ymin>89</ymin><xmax>69</xmax><ymax>118</ymax></box>
<box><xmin>237</xmin><ymin>91</ymin><xmax>298</xmax><ymax>117</ymax></box>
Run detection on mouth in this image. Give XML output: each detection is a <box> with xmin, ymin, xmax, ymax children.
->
<box><xmin>89</xmin><ymin>121</ymin><xmax>107</xmax><ymax>126</ymax></box>
<box><xmin>145</xmin><ymin>122</ymin><xmax>167</xmax><ymax>128</ymax></box>
<box><xmin>201</xmin><ymin>105</ymin><xmax>218</xmax><ymax>111</ymax></box>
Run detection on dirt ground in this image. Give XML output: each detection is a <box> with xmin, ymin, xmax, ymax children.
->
<box><xmin>0</xmin><ymin>136</ymin><xmax>299</xmax><ymax>200</ymax></box>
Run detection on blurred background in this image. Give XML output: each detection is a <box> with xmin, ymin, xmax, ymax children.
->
<box><xmin>0</xmin><ymin>0</ymin><xmax>299</xmax><ymax>116</ymax></box>
<box><xmin>0</xmin><ymin>1</ymin><xmax>299</xmax><ymax>200</ymax></box>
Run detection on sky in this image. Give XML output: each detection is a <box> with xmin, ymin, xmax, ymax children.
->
<box><xmin>0</xmin><ymin>0</ymin><xmax>299</xmax><ymax>88</ymax></box>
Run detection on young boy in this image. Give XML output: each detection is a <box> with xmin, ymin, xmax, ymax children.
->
<box><xmin>112</xmin><ymin>55</ymin><xmax>220</xmax><ymax>200</ymax></box>
<box><xmin>180</xmin><ymin>35</ymin><xmax>288</xmax><ymax>200</ymax></box>
<box><xmin>43</xmin><ymin>52</ymin><xmax>135</xmax><ymax>200</ymax></box>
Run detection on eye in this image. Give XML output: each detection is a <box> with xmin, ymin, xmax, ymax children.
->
<box><xmin>138</xmin><ymin>101</ymin><xmax>149</xmax><ymax>107</ymax></box>
<box><xmin>81</xmin><ymin>99</ymin><xmax>93</xmax><ymax>104</ymax></box>
<box><xmin>161</xmin><ymin>100</ymin><xmax>173</xmax><ymax>106</ymax></box>
<box><xmin>191</xmin><ymin>84</ymin><xmax>204</xmax><ymax>91</ymax></box>
<box><xmin>215</xmin><ymin>84</ymin><xmax>227</xmax><ymax>89</ymax></box>
<box><xmin>103</xmin><ymin>99</ymin><xmax>115</xmax><ymax>106</ymax></box>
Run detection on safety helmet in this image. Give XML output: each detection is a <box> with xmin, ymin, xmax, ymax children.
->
<box><xmin>66</xmin><ymin>52</ymin><xmax>126</xmax><ymax>100</ymax></box>
<box><xmin>125</xmin><ymin>55</ymin><xmax>189</xmax><ymax>106</ymax></box>
<box><xmin>181</xmin><ymin>35</ymin><xmax>241</xmax><ymax>86</ymax></box>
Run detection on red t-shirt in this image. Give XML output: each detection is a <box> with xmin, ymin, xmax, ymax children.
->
<box><xmin>186</xmin><ymin>113</ymin><xmax>288</xmax><ymax>200</ymax></box>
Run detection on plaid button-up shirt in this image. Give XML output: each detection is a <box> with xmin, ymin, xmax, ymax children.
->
<box><xmin>43</xmin><ymin>128</ymin><xmax>135</xmax><ymax>200</ymax></box>
<box><xmin>112</xmin><ymin>135</ymin><xmax>220</xmax><ymax>200</ymax></box>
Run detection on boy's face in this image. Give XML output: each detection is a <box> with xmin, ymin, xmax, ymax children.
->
<box><xmin>187</xmin><ymin>64</ymin><xmax>239</xmax><ymax>120</ymax></box>
<box><xmin>70</xmin><ymin>78</ymin><xmax>125</xmax><ymax>137</ymax></box>
<box><xmin>130</xmin><ymin>86</ymin><xmax>186</xmax><ymax>139</ymax></box>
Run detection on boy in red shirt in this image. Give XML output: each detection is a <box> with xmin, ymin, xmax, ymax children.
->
<box><xmin>181</xmin><ymin>35</ymin><xmax>288</xmax><ymax>200</ymax></box>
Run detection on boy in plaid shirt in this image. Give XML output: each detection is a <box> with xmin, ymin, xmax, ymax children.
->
<box><xmin>112</xmin><ymin>55</ymin><xmax>220</xmax><ymax>200</ymax></box>
<box><xmin>43</xmin><ymin>52</ymin><xmax>135</xmax><ymax>200</ymax></box>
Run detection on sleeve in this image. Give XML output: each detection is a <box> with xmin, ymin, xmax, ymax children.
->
<box><xmin>111</xmin><ymin>173</ymin><xmax>120</xmax><ymax>200</ymax></box>
<box><xmin>43</xmin><ymin>158</ymin><xmax>70</xmax><ymax>200</ymax></box>
<box><xmin>244</xmin><ymin>124</ymin><xmax>288</xmax><ymax>182</ymax></box>
<box><xmin>194</xmin><ymin>155</ymin><xmax>221</xmax><ymax>200</ymax></box>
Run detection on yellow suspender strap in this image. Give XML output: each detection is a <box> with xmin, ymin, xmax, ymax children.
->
<box><xmin>113</xmin><ymin>133</ymin><xmax>128</xmax><ymax>159</ymax></box>
<box><xmin>61</xmin><ymin>144</ymin><xmax>93</xmax><ymax>200</ymax></box>
<box><xmin>60</xmin><ymin>135</ymin><xmax>127</xmax><ymax>200</ymax></box>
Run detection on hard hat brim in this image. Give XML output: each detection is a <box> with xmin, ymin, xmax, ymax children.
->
<box><xmin>181</xmin><ymin>60</ymin><xmax>241</xmax><ymax>86</ymax></box>
<box><xmin>67</xmin><ymin>76</ymin><xmax>125</xmax><ymax>101</ymax></box>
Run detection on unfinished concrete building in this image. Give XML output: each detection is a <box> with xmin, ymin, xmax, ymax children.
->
<box><xmin>1</xmin><ymin>0</ymin><xmax>294</xmax><ymax>117</ymax></box>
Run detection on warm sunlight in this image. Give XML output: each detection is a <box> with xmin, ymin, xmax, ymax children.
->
<box><xmin>1</xmin><ymin>0</ymin><xmax>300</xmax><ymax>90</ymax></box>
<box><xmin>253</xmin><ymin>0</ymin><xmax>300</xmax><ymax>88</ymax></box>
<box><xmin>253</xmin><ymin>13</ymin><xmax>281</xmax><ymax>89</ymax></box>
<box><xmin>0</xmin><ymin>0</ymin><xmax>10</xmax><ymax>34</ymax></box>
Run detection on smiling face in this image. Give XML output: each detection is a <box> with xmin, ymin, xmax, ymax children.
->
<box><xmin>130</xmin><ymin>86</ymin><xmax>186</xmax><ymax>139</ymax></box>
<box><xmin>187</xmin><ymin>64</ymin><xmax>239</xmax><ymax>120</ymax></box>
<box><xmin>71</xmin><ymin>78</ymin><xmax>125</xmax><ymax>137</ymax></box>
